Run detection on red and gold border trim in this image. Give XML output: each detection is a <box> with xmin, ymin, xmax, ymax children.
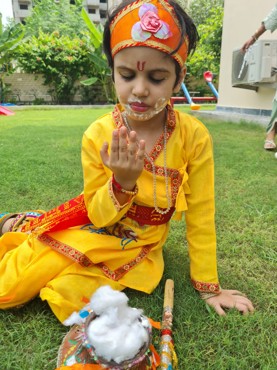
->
<box><xmin>97</xmin><ymin>245</ymin><xmax>152</xmax><ymax>281</ymax></box>
<box><xmin>191</xmin><ymin>279</ymin><xmax>220</xmax><ymax>293</ymax></box>
<box><xmin>38</xmin><ymin>233</ymin><xmax>152</xmax><ymax>282</ymax></box>
<box><xmin>37</xmin><ymin>234</ymin><xmax>94</xmax><ymax>268</ymax></box>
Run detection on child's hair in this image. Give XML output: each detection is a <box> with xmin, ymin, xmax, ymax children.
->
<box><xmin>103</xmin><ymin>0</ymin><xmax>199</xmax><ymax>78</ymax></box>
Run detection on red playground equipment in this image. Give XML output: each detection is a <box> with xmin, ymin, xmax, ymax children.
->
<box><xmin>0</xmin><ymin>106</ymin><xmax>15</xmax><ymax>116</ymax></box>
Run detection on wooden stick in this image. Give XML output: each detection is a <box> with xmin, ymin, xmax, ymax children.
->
<box><xmin>160</xmin><ymin>279</ymin><xmax>176</xmax><ymax>369</ymax></box>
<box><xmin>163</xmin><ymin>279</ymin><xmax>174</xmax><ymax>311</ymax></box>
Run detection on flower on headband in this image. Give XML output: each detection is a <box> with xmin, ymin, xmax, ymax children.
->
<box><xmin>131</xmin><ymin>3</ymin><xmax>172</xmax><ymax>42</ymax></box>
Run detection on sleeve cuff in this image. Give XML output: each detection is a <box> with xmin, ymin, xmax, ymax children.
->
<box><xmin>108</xmin><ymin>177</ymin><xmax>138</xmax><ymax>212</ymax></box>
<box><xmin>191</xmin><ymin>279</ymin><xmax>221</xmax><ymax>294</ymax></box>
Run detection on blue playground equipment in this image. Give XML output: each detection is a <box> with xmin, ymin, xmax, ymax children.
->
<box><xmin>181</xmin><ymin>82</ymin><xmax>193</xmax><ymax>104</ymax></box>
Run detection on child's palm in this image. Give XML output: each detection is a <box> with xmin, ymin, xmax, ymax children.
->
<box><xmin>100</xmin><ymin>127</ymin><xmax>145</xmax><ymax>189</ymax></box>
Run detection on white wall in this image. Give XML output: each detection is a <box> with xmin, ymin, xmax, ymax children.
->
<box><xmin>218</xmin><ymin>0</ymin><xmax>277</xmax><ymax>114</ymax></box>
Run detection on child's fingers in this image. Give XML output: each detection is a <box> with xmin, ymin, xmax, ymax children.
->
<box><xmin>212</xmin><ymin>303</ymin><xmax>226</xmax><ymax>316</ymax></box>
<box><xmin>235</xmin><ymin>301</ymin><xmax>253</xmax><ymax>315</ymax></box>
<box><xmin>136</xmin><ymin>139</ymin><xmax>146</xmax><ymax>162</ymax></box>
<box><xmin>229</xmin><ymin>290</ymin><xmax>255</xmax><ymax>313</ymax></box>
<box><xmin>118</xmin><ymin>127</ymin><xmax>129</xmax><ymax>161</ymax></box>
<box><xmin>234</xmin><ymin>296</ymin><xmax>255</xmax><ymax>314</ymax></box>
<box><xmin>110</xmin><ymin>129</ymin><xmax>120</xmax><ymax>163</ymax></box>
<box><xmin>128</xmin><ymin>131</ymin><xmax>138</xmax><ymax>161</ymax></box>
<box><xmin>100</xmin><ymin>142</ymin><xmax>110</xmax><ymax>166</ymax></box>
<box><xmin>206</xmin><ymin>290</ymin><xmax>255</xmax><ymax>316</ymax></box>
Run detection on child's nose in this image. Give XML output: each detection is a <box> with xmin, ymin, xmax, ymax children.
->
<box><xmin>132</xmin><ymin>78</ymin><xmax>149</xmax><ymax>97</ymax></box>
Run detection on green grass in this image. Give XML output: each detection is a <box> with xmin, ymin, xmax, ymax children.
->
<box><xmin>0</xmin><ymin>108</ymin><xmax>276</xmax><ymax>370</ymax></box>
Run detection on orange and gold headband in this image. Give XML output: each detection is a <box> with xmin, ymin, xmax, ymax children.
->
<box><xmin>110</xmin><ymin>0</ymin><xmax>188</xmax><ymax>68</ymax></box>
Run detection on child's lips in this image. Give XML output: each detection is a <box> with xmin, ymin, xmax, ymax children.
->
<box><xmin>129</xmin><ymin>102</ymin><xmax>149</xmax><ymax>112</ymax></box>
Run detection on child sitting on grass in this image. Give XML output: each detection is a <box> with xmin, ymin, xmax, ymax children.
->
<box><xmin>0</xmin><ymin>0</ymin><xmax>254</xmax><ymax>323</ymax></box>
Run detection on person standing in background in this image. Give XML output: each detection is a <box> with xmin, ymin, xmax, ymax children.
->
<box><xmin>242</xmin><ymin>4</ymin><xmax>277</xmax><ymax>151</ymax></box>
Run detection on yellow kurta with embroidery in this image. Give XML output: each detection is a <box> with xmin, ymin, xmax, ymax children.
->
<box><xmin>0</xmin><ymin>106</ymin><xmax>219</xmax><ymax>323</ymax></box>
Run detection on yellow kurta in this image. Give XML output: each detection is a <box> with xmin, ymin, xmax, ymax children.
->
<box><xmin>0</xmin><ymin>105</ymin><xmax>219</xmax><ymax>322</ymax></box>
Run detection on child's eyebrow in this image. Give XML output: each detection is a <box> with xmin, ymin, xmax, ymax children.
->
<box><xmin>116</xmin><ymin>66</ymin><xmax>134</xmax><ymax>70</ymax></box>
<box><xmin>149</xmin><ymin>68</ymin><xmax>170</xmax><ymax>73</ymax></box>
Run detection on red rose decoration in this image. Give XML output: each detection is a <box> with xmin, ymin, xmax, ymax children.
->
<box><xmin>140</xmin><ymin>11</ymin><xmax>163</xmax><ymax>33</ymax></box>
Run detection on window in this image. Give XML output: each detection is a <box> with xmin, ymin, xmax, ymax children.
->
<box><xmin>88</xmin><ymin>8</ymin><xmax>96</xmax><ymax>14</ymax></box>
<box><xmin>100</xmin><ymin>10</ymin><xmax>107</xmax><ymax>18</ymax></box>
<box><xmin>19</xmin><ymin>3</ymin><xmax>28</xmax><ymax>10</ymax></box>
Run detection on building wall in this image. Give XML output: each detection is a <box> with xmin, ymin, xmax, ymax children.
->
<box><xmin>3</xmin><ymin>73</ymin><xmax>76</xmax><ymax>103</ymax></box>
<box><xmin>12</xmin><ymin>0</ymin><xmax>32</xmax><ymax>24</ymax></box>
<box><xmin>218</xmin><ymin>0</ymin><xmax>276</xmax><ymax>114</ymax></box>
<box><xmin>11</xmin><ymin>0</ymin><xmax>111</xmax><ymax>25</ymax></box>
<box><xmin>3</xmin><ymin>73</ymin><xmax>109</xmax><ymax>104</ymax></box>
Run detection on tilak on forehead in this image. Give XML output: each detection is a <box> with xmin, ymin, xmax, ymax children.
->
<box><xmin>110</xmin><ymin>0</ymin><xmax>189</xmax><ymax>68</ymax></box>
<box><xmin>136</xmin><ymin>61</ymin><xmax>145</xmax><ymax>71</ymax></box>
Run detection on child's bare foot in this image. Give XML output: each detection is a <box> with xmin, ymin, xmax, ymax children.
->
<box><xmin>0</xmin><ymin>213</ymin><xmax>18</xmax><ymax>236</ymax></box>
<box><xmin>2</xmin><ymin>218</ymin><xmax>15</xmax><ymax>234</ymax></box>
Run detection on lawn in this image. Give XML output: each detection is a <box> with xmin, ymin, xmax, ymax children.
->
<box><xmin>0</xmin><ymin>107</ymin><xmax>276</xmax><ymax>370</ymax></box>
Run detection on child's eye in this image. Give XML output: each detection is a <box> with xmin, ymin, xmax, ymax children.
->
<box><xmin>149</xmin><ymin>77</ymin><xmax>165</xmax><ymax>84</ymax></box>
<box><xmin>149</xmin><ymin>73</ymin><xmax>167</xmax><ymax>84</ymax></box>
<box><xmin>120</xmin><ymin>74</ymin><xmax>134</xmax><ymax>81</ymax></box>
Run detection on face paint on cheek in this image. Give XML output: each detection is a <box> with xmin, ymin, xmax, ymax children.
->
<box><xmin>137</xmin><ymin>61</ymin><xmax>146</xmax><ymax>71</ymax></box>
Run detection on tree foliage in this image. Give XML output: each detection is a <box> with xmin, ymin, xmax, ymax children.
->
<box><xmin>24</xmin><ymin>0</ymin><xmax>86</xmax><ymax>38</ymax></box>
<box><xmin>80</xmin><ymin>9</ymin><xmax>114</xmax><ymax>103</ymax></box>
<box><xmin>0</xmin><ymin>17</ymin><xmax>25</xmax><ymax>102</ymax></box>
<box><xmin>16</xmin><ymin>31</ymin><xmax>97</xmax><ymax>104</ymax></box>
<box><xmin>176</xmin><ymin>0</ymin><xmax>189</xmax><ymax>10</ymax></box>
<box><xmin>0</xmin><ymin>21</ymin><xmax>25</xmax><ymax>67</ymax></box>
<box><xmin>15</xmin><ymin>0</ymin><xmax>112</xmax><ymax>104</ymax></box>
<box><xmin>186</xmin><ymin>0</ymin><xmax>224</xmax><ymax>90</ymax></box>
<box><xmin>188</xmin><ymin>0</ymin><xmax>224</xmax><ymax>26</ymax></box>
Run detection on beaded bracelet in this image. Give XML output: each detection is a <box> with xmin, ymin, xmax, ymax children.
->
<box><xmin>112</xmin><ymin>174</ymin><xmax>138</xmax><ymax>195</ymax></box>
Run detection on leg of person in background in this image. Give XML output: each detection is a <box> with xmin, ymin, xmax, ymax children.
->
<box><xmin>264</xmin><ymin>99</ymin><xmax>277</xmax><ymax>151</ymax></box>
<box><xmin>264</xmin><ymin>126</ymin><xmax>276</xmax><ymax>150</ymax></box>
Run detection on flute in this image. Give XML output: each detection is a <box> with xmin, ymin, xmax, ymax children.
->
<box><xmin>160</xmin><ymin>279</ymin><xmax>177</xmax><ymax>370</ymax></box>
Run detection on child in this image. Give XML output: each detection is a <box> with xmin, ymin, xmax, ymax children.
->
<box><xmin>0</xmin><ymin>0</ymin><xmax>254</xmax><ymax>323</ymax></box>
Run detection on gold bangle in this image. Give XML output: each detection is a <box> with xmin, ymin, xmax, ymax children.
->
<box><xmin>120</xmin><ymin>187</ymin><xmax>138</xmax><ymax>195</ymax></box>
<box><xmin>200</xmin><ymin>291</ymin><xmax>220</xmax><ymax>300</ymax></box>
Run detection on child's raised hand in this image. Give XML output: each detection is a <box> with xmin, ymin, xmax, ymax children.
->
<box><xmin>100</xmin><ymin>126</ymin><xmax>145</xmax><ymax>190</ymax></box>
<box><xmin>205</xmin><ymin>289</ymin><xmax>254</xmax><ymax>316</ymax></box>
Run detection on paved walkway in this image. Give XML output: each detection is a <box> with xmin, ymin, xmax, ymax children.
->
<box><xmin>190</xmin><ymin>109</ymin><xmax>269</xmax><ymax>128</ymax></box>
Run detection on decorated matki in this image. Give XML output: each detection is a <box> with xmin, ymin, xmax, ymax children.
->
<box><xmin>56</xmin><ymin>286</ymin><xmax>160</xmax><ymax>369</ymax></box>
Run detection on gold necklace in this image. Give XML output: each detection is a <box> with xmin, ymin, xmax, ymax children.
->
<box><xmin>122</xmin><ymin>113</ymin><xmax>172</xmax><ymax>215</ymax></box>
